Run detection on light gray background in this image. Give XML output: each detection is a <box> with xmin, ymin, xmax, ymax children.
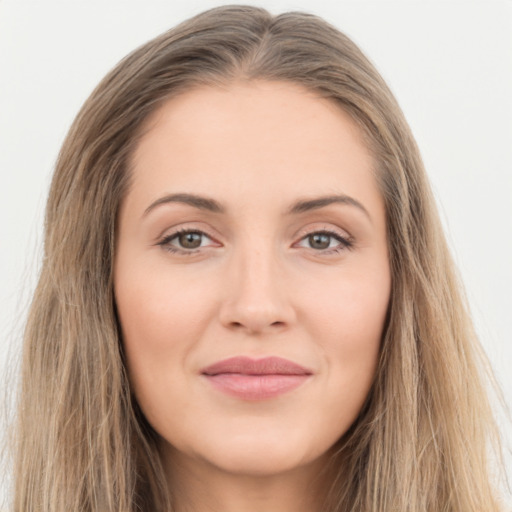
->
<box><xmin>1</xmin><ymin>0</ymin><xmax>511</xmax><ymax>506</ymax></box>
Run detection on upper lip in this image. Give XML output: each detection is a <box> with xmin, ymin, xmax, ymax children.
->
<box><xmin>201</xmin><ymin>356</ymin><xmax>313</xmax><ymax>376</ymax></box>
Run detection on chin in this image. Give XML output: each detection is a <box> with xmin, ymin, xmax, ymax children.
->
<box><xmin>178</xmin><ymin>426</ymin><xmax>330</xmax><ymax>477</ymax></box>
<box><xmin>202</xmin><ymin>448</ymin><xmax>311</xmax><ymax>477</ymax></box>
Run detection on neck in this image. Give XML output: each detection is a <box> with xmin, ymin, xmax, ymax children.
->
<box><xmin>161</xmin><ymin>446</ymin><xmax>335</xmax><ymax>512</ymax></box>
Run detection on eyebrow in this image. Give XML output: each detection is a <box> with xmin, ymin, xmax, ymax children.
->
<box><xmin>287</xmin><ymin>194</ymin><xmax>371</xmax><ymax>220</ymax></box>
<box><xmin>143</xmin><ymin>192</ymin><xmax>370</xmax><ymax>220</ymax></box>
<box><xmin>143</xmin><ymin>193</ymin><xmax>224</xmax><ymax>217</ymax></box>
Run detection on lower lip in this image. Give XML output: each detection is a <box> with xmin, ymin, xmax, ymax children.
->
<box><xmin>204</xmin><ymin>373</ymin><xmax>310</xmax><ymax>400</ymax></box>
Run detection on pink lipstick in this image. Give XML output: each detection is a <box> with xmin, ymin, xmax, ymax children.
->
<box><xmin>201</xmin><ymin>356</ymin><xmax>312</xmax><ymax>400</ymax></box>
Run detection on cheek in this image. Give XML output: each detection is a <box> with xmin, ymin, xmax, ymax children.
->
<box><xmin>116</xmin><ymin>257</ymin><xmax>218</xmax><ymax>342</ymax></box>
<box><xmin>304</xmin><ymin>257</ymin><xmax>390</xmax><ymax>344</ymax></box>
<box><xmin>301</xmin><ymin>261</ymin><xmax>390</xmax><ymax>408</ymax></box>
<box><xmin>114</xmin><ymin>264</ymin><xmax>218</xmax><ymax>410</ymax></box>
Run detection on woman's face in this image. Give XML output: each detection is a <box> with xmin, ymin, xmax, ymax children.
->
<box><xmin>114</xmin><ymin>81</ymin><xmax>390</xmax><ymax>478</ymax></box>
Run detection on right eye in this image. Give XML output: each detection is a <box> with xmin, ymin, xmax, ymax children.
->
<box><xmin>157</xmin><ymin>229</ymin><xmax>219</xmax><ymax>254</ymax></box>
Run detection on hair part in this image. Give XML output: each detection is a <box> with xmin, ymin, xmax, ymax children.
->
<box><xmin>12</xmin><ymin>5</ymin><xmax>505</xmax><ymax>511</ymax></box>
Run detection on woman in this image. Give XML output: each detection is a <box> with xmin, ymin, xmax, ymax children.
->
<box><xmin>11</xmin><ymin>5</ymin><xmax>505</xmax><ymax>511</ymax></box>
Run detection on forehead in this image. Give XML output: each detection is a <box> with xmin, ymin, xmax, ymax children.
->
<box><xmin>134</xmin><ymin>79</ymin><xmax>369</xmax><ymax>161</ymax></box>
<box><xmin>126</xmin><ymin>80</ymin><xmax>382</xmax><ymax>219</ymax></box>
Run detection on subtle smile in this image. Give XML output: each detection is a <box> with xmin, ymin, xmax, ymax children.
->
<box><xmin>201</xmin><ymin>356</ymin><xmax>313</xmax><ymax>400</ymax></box>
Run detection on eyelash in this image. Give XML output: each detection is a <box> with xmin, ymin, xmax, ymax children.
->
<box><xmin>295</xmin><ymin>230</ymin><xmax>354</xmax><ymax>254</ymax></box>
<box><xmin>156</xmin><ymin>228</ymin><xmax>354</xmax><ymax>255</ymax></box>
<box><xmin>157</xmin><ymin>228</ymin><xmax>217</xmax><ymax>255</ymax></box>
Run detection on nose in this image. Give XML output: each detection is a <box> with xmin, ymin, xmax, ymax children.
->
<box><xmin>218</xmin><ymin>246</ymin><xmax>296</xmax><ymax>335</ymax></box>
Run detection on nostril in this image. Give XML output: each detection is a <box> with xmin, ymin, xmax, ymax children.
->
<box><xmin>227</xmin><ymin>319</ymin><xmax>287</xmax><ymax>333</ymax></box>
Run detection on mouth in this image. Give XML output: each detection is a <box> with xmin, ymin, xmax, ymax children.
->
<box><xmin>201</xmin><ymin>356</ymin><xmax>313</xmax><ymax>400</ymax></box>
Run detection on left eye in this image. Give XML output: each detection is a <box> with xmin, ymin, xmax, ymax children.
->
<box><xmin>296</xmin><ymin>232</ymin><xmax>351</xmax><ymax>251</ymax></box>
<box><xmin>176</xmin><ymin>231</ymin><xmax>206</xmax><ymax>249</ymax></box>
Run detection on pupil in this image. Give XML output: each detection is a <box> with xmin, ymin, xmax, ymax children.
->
<box><xmin>309</xmin><ymin>233</ymin><xmax>330</xmax><ymax>249</ymax></box>
<box><xmin>179</xmin><ymin>232</ymin><xmax>202</xmax><ymax>249</ymax></box>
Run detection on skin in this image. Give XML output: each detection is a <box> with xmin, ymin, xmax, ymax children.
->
<box><xmin>114</xmin><ymin>80</ymin><xmax>391</xmax><ymax>512</ymax></box>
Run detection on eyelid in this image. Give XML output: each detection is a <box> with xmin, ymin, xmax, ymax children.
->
<box><xmin>293</xmin><ymin>223</ymin><xmax>352</xmax><ymax>242</ymax></box>
<box><xmin>292</xmin><ymin>225</ymin><xmax>355</xmax><ymax>253</ymax></box>
<box><xmin>153</xmin><ymin>218</ymin><xmax>224</xmax><ymax>243</ymax></box>
<box><xmin>154</xmin><ymin>223</ymin><xmax>354</xmax><ymax>255</ymax></box>
<box><xmin>156</xmin><ymin>226</ymin><xmax>222</xmax><ymax>254</ymax></box>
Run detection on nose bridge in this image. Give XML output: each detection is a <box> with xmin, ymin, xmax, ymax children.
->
<box><xmin>220</xmin><ymin>234</ymin><xmax>294</xmax><ymax>333</ymax></box>
<box><xmin>237</xmin><ymin>243</ymin><xmax>279</xmax><ymax>300</ymax></box>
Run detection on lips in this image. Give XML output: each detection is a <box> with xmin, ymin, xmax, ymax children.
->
<box><xmin>201</xmin><ymin>356</ymin><xmax>313</xmax><ymax>400</ymax></box>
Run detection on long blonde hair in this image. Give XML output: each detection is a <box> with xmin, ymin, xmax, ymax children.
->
<box><xmin>12</xmin><ymin>5</ymin><xmax>505</xmax><ymax>511</ymax></box>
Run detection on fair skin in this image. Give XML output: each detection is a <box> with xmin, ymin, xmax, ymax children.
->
<box><xmin>114</xmin><ymin>80</ymin><xmax>391</xmax><ymax>512</ymax></box>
